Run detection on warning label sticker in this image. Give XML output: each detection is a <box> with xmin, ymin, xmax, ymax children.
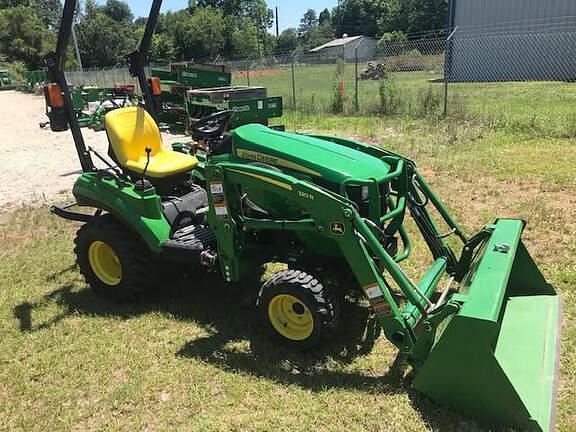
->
<box><xmin>210</xmin><ymin>182</ymin><xmax>224</xmax><ymax>194</ymax></box>
<box><xmin>372</xmin><ymin>301</ymin><xmax>392</xmax><ymax>316</ymax></box>
<box><xmin>214</xmin><ymin>204</ymin><xmax>229</xmax><ymax>218</ymax></box>
<box><xmin>364</xmin><ymin>284</ymin><xmax>382</xmax><ymax>300</ymax></box>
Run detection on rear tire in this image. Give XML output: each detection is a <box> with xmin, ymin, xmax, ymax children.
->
<box><xmin>257</xmin><ymin>269</ymin><xmax>339</xmax><ymax>348</ymax></box>
<box><xmin>75</xmin><ymin>214</ymin><xmax>154</xmax><ymax>300</ymax></box>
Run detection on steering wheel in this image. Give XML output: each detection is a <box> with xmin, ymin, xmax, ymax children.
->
<box><xmin>192</xmin><ymin>110</ymin><xmax>235</xmax><ymax>140</ymax></box>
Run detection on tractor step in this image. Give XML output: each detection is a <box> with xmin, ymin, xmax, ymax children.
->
<box><xmin>161</xmin><ymin>225</ymin><xmax>216</xmax><ymax>261</ymax></box>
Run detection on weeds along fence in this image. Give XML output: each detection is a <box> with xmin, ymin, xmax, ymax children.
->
<box><xmin>65</xmin><ymin>28</ymin><xmax>576</xmax><ymax>137</ymax></box>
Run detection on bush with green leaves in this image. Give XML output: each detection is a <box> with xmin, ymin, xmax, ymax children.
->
<box><xmin>378</xmin><ymin>76</ymin><xmax>401</xmax><ymax>115</ymax></box>
<box><xmin>331</xmin><ymin>58</ymin><xmax>346</xmax><ymax>114</ymax></box>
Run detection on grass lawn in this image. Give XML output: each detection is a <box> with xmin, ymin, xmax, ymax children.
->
<box><xmin>1</xmin><ymin>114</ymin><xmax>575</xmax><ymax>431</ymax></box>
<box><xmin>240</xmin><ymin>64</ymin><xmax>576</xmax><ymax>138</ymax></box>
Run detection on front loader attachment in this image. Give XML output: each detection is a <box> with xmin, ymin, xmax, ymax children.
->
<box><xmin>208</xmin><ymin>157</ymin><xmax>561</xmax><ymax>431</ymax></box>
<box><xmin>413</xmin><ymin>219</ymin><xmax>561</xmax><ymax>432</ymax></box>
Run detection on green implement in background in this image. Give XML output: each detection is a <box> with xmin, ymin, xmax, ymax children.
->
<box><xmin>151</xmin><ymin>63</ymin><xmax>283</xmax><ymax>131</ymax></box>
<box><xmin>0</xmin><ymin>70</ymin><xmax>14</xmax><ymax>90</ymax></box>
<box><xmin>152</xmin><ymin>64</ymin><xmax>231</xmax><ymax>88</ymax></box>
<box><xmin>186</xmin><ymin>96</ymin><xmax>284</xmax><ymax>129</ymax></box>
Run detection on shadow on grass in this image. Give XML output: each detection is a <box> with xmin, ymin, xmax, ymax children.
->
<box><xmin>13</xmin><ymin>266</ymin><xmax>479</xmax><ymax>431</ymax></box>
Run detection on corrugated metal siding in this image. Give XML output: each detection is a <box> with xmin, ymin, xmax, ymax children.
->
<box><xmin>449</xmin><ymin>0</ymin><xmax>576</xmax><ymax>81</ymax></box>
<box><xmin>312</xmin><ymin>37</ymin><xmax>377</xmax><ymax>61</ymax></box>
<box><xmin>454</xmin><ymin>0</ymin><xmax>576</xmax><ymax>32</ymax></box>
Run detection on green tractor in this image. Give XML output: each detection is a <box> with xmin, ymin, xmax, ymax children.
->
<box><xmin>45</xmin><ymin>1</ymin><xmax>561</xmax><ymax>431</ymax></box>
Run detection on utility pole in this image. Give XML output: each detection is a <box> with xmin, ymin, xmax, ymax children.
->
<box><xmin>71</xmin><ymin>23</ymin><xmax>83</xmax><ymax>72</ymax></box>
<box><xmin>275</xmin><ymin>6</ymin><xmax>279</xmax><ymax>37</ymax></box>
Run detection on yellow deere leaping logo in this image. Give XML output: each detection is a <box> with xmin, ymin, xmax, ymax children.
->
<box><xmin>330</xmin><ymin>222</ymin><xmax>346</xmax><ymax>235</ymax></box>
<box><xmin>236</xmin><ymin>149</ymin><xmax>321</xmax><ymax>177</ymax></box>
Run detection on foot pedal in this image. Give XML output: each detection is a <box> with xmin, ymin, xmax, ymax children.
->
<box><xmin>161</xmin><ymin>225</ymin><xmax>216</xmax><ymax>260</ymax></box>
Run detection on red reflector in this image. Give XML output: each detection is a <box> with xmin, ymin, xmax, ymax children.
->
<box><xmin>46</xmin><ymin>83</ymin><xmax>65</xmax><ymax>108</ymax></box>
<box><xmin>149</xmin><ymin>77</ymin><xmax>161</xmax><ymax>95</ymax></box>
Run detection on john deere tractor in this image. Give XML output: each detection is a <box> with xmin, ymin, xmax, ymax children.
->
<box><xmin>45</xmin><ymin>1</ymin><xmax>561</xmax><ymax>431</ymax></box>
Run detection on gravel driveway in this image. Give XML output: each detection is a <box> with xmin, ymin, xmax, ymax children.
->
<box><xmin>0</xmin><ymin>91</ymin><xmax>188</xmax><ymax>210</ymax></box>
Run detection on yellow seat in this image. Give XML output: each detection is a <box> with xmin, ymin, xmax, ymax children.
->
<box><xmin>105</xmin><ymin>107</ymin><xmax>198</xmax><ymax>179</ymax></box>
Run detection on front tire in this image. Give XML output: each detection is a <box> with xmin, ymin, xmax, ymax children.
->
<box><xmin>75</xmin><ymin>214</ymin><xmax>154</xmax><ymax>300</ymax></box>
<box><xmin>257</xmin><ymin>270</ymin><xmax>339</xmax><ymax>348</ymax></box>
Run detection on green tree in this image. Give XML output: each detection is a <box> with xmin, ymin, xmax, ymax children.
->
<box><xmin>378</xmin><ymin>30</ymin><xmax>407</xmax><ymax>48</ymax></box>
<box><xmin>84</xmin><ymin>0</ymin><xmax>98</xmax><ymax>17</ymax></box>
<box><xmin>197</xmin><ymin>0</ymin><xmax>241</xmax><ymax>15</ymax></box>
<box><xmin>332</xmin><ymin>0</ymin><xmax>399</xmax><ymax>37</ymax></box>
<box><xmin>171</xmin><ymin>8</ymin><xmax>225</xmax><ymax>60</ymax></box>
<box><xmin>298</xmin><ymin>9</ymin><xmax>317</xmax><ymax>37</ymax></box>
<box><xmin>0</xmin><ymin>6</ymin><xmax>45</xmax><ymax>68</ymax></box>
<box><xmin>32</xmin><ymin>0</ymin><xmax>62</xmax><ymax>28</ymax></box>
<box><xmin>135</xmin><ymin>25</ymin><xmax>175</xmax><ymax>63</ymax></box>
<box><xmin>103</xmin><ymin>0</ymin><xmax>133</xmax><ymax>23</ymax></box>
<box><xmin>397</xmin><ymin>0</ymin><xmax>448</xmax><ymax>34</ymax></box>
<box><xmin>297</xmin><ymin>8</ymin><xmax>334</xmax><ymax>50</ymax></box>
<box><xmin>197</xmin><ymin>0</ymin><xmax>272</xmax><ymax>54</ymax></box>
<box><xmin>227</xmin><ymin>16</ymin><xmax>258</xmax><ymax>58</ymax></box>
<box><xmin>0</xmin><ymin>0</ymin><xmax>30</xmax><ymax>8</ymax></box>
<box><xmin>318</xmin><ymin>8</ymin><xmax>331</xmax><ymax>26</ymax></box>
<box><xmin>245</xmin><ymin>0</ymin><xmax>273</xmax><ymax>50</ymax></box>
<box><xmin>76</xmin><ymin>8</ymin><xmax>136</xmax><ymax>67</ymax></box>
<box><xmin>276</xmin><ymin>28</ymin><xmax>297</xmax><ymax>52</ymax></box>
<box><xmin>134</xmin><ymin>16</ymin><xmax>147</xmax><ymax>27</ymax></box>
<box><xmin>306</xmin><ymin>23</ymin><xmax>334</xmax><ymax>50</ymax></box>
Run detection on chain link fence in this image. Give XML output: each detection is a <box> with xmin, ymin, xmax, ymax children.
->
<box><xmin>64</xmin><ymin>26</ymin><xmax>576</xmax><ymax>137</ymax></box>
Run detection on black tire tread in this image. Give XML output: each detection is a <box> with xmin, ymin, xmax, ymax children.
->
<box><xmin>257</xmin><ymin>269</ymin><xmax>340</xmax><ymax>346</ymax></box>
<box><xmin>74</xmin><ymin>214</ymin><xmax>154</xmax><ymax>300</ymax></box>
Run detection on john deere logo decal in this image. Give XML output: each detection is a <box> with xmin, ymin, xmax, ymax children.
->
<box><xmin>331</xmin><ymin>222</ymin><xmax>345</xmax><ymax>235</ymax></box>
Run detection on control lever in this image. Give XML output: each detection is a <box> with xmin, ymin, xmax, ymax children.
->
<box><xmin>135</xmin><ymin>147</ymin><xmax>152</xmax><ymax>191</ymax></box>
<box><xmin>142</xmin><ymin>147</ymin><xmax>152</xmax><ymax>182</ymax></box>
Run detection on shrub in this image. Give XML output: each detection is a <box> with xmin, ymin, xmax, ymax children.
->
<box><xmin>331</xmin><ymin>59</ymin><xmax>346</xmax><ymax>114</ymax></box>
<box><xmin>377</xmin><ymin>31</ymin><xmax>408</xmax><ymax>50</ymax></box>
<box><xmin>416</xmin><ymin>85</ymin><xmax>442</xmax><ymax>118</ymax></box>
<box><xmin>378</xmin><ymin>76</ymin><xmax>401</xmax><ymax>115</ymax></box>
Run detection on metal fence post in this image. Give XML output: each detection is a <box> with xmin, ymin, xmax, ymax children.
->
<box><xmin>354</xmin><ymin>45</ymin><xmax>359</xmax><ymax>112</ymax></box>
<box><xmin>246</xmin><ymin>59</ymin><xmax>251</xmax><ymax>86</ymax></box>
<box><xmin>291</xmin><ymin>54</ymin><xmax>297</xmax><ymax>109</ymax></box>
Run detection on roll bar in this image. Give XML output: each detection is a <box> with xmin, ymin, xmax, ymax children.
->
<box><xmin>45</xmin><ymin>0</ymin><xmax>93</xmax><ymax>172</ymax></box>
<box><xmin>45</xmin><ymin>0</ymin><xmax>164</xmax><ymax>173</ymax></box>
<box><xmin>126</xmin><ymin>0</ymin><xmax>163</xmax><ymax>119</ymax></box>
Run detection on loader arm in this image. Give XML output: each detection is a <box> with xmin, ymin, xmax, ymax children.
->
<box><xmin>206</xmin><ymin>161</ymin><xmax>560</xmax><ymax>432</ymax></box>
<box><xmin>309</xmin><ymin>133</ymin><xmax>468</xmax><ymax>273</ymax></box>
<box><xmin>205</xmin><ymin>162</ymin><xmax>465</xmax><ymax>356</ymax></box>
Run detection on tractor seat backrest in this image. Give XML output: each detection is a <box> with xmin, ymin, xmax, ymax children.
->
<box><xmin>105</xmin><ymin>107</ymin><xmax>163</xmax><ymax>166</ymax></box>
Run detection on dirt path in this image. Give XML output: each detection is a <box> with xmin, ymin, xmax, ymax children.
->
<box><xmin>0</xmin><ymin>91</ymin><xmax>188</xmax><ymax>210</ymax></box>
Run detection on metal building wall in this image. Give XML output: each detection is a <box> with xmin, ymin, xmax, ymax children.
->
<box><xmin>448</xmin><ymin>0</ymin><xmax>576</xmax><ymax>81</ymax></box>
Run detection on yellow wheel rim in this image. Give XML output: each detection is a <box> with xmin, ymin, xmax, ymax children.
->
<box><xmin>88</xmin><ymin>241</ymin><xmax>122</xmax><ymax>286</ymax></box>
<box><xmin>268</xmin><ymin>294</ymin><xmax>314</xmax><ymax>341</ymax></box>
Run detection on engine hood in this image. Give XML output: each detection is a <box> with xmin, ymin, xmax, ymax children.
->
<box><xmin>232</xmin><ymin>124</ymin><xmax>391</xmax><ymax>183</ymax></box>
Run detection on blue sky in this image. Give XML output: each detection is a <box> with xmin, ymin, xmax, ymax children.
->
<box><xmin>112</xmin><ymin>0</ymin><xmax>338</xmax><ymax>32</ymax></box>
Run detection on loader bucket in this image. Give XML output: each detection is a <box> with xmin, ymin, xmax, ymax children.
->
<box><xmin>413</xmin><ymin>219</ymin><xmax>561</xmax><ymax>432</ymax></box>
